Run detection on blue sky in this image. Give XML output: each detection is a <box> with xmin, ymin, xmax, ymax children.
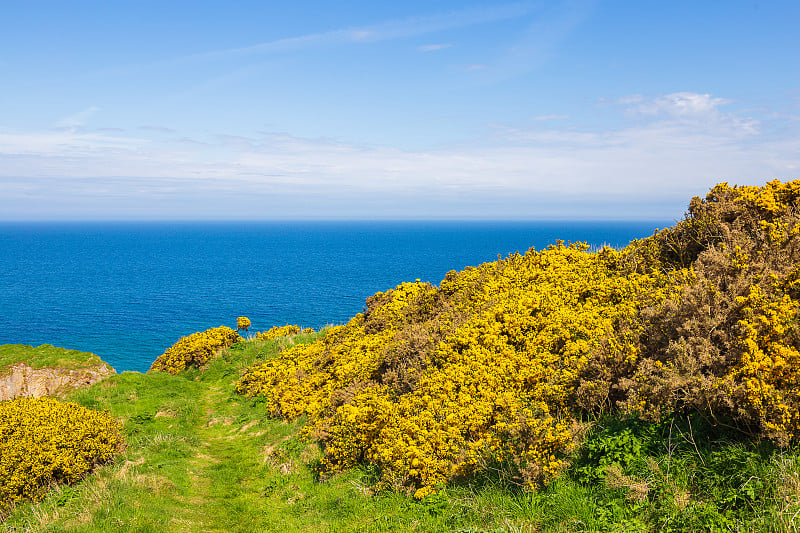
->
<box><xmin>1</xmin><ymin>1</ymin><xmax>799</xmax><ymax>220</ymax></box>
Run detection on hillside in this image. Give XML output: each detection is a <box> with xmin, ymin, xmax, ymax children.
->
<box><xmin>3</xmin><ymin>333</ymin><xmax>799</xmax><ymax>531</ymax></box>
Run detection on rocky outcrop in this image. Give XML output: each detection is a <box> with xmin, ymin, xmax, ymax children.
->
<box><xmin>0</xmin><ymin>363</ymin><xmax>115</xmax><ymax>401</ymax></box>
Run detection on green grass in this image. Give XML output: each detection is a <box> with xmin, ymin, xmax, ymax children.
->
<box><xmin>0</xmin><ymin>344</ymin><xmax>113</xmax><ymax>375</ymax></box>
<box><xmin>3</xmin><ymin>335</ymin><xmax>800</xmax><ymax>532</ymax></box>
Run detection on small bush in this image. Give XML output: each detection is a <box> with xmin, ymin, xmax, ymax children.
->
<box><xmin>574</xmin><ymin>417</ymin><xmax>655</xmax><ymax>484</ymax></box>
<box><xmin>236</xmin><ymin>316</ymin><xmax>252</xmax><ymax>332</ymax></box>
<box><xmin>0</xmin><ymin>397</ymin><xmax>123</xmax><ymax>514</ymax></box>
<box><xmin>150</xmin><ymin>326</ymin><xmax>241</xmax><ymax>375</ymax></box>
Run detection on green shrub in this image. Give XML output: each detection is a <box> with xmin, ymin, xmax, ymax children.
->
<box><xmin>574</xmin><ymin>417</ymin><xmax>655</xmax><ymax>484</ymax></box>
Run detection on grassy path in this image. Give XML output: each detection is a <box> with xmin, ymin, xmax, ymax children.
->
<box><xmin>168</xmin><ymin>382</ymin><xmax>290</xmax><ymax>532</ymax></box>
<box><xmin>169</xmin><ymin>384</ymin><xmax>231</xmax><ymax>531</ymax></box>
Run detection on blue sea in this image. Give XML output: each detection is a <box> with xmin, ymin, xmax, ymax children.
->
<box><xmin>0</xmin><ymin>221</ymin><xmax>670</xmax><ymax>373</ymax></box>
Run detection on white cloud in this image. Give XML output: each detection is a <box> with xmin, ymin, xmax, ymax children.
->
<box><xmin>0</xmin><ymin>130</ymin><xmax>143</xmax><ymax>156</ymax></box>
<box><xmin>1</xmin><ymin>92</ymin><xmax>797</xmax><ymax>219</ymax></box>
<box><xmin>139</xmin><ymin>125</ymin><xmax>176</xmax><ymax>133</ymax></box>
<box><xmin>620</xmin><ymin>92</ymin><xmax>759</xmax><ymax>136</ymax></box>
<box><xmin>630</xmin><ymin>92</ymin><xmax>731</xmax><ymax>118</ymax></box>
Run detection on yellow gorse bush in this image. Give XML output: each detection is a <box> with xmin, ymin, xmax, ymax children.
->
<box><xmin>238</xmin><ymin>244</ymin><xmax>677</xmax><ymax>496</ymax></box>
<box><xmin>622</xmin><ymin>179</ymin><xmax>800</xmax><ymax>442</ymax></box>
<box><xmin>254</xmin><ymin>324</ymin><xmax>313</xmax><ymax>342</ymax></box>
<box><xmin>731</xmin><ymin>285</ymin><xmax>800</xmax><ymax>439</ymax></box>
<box><xmin>238</xmin><ymin>179</ymin><xmax>800</xmax><ymax>495</ymax></box>
<box><xmin>0</xmin><ymin>397</ymin><xmax>122</xmax><ymax>513</ymax></box>
<box><xmin>237</xmin><ymin>316</ymin><xmax>252</xmax><ymax>331</ymax></box>
<box><xmin>150</xmin><ymin>326</ymin><xmax>241</xmax><ymax>374</ymax></box>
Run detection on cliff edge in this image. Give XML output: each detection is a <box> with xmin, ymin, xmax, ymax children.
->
<box><xmin>0</xmin><ymin>344</ymin><xmax>116</xmax><ymax>401</ymax></box>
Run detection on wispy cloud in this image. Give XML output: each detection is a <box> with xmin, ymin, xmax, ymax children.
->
<box><xmin>1</xmin><ymin>92</ymin><xmax>796</xmax><ymax>220</ymax></box>
<box><xmin>489</xmin><ymin>0</ymin><xmax>595</xmax><ymax>80</ymax></box>
<box><xmin>54</xmin><ymin>107</ymin><xmax>100</xmax><ymax>132</ymax></box>
<box><xmin>623</xmin><ymin>92</ymin><xmax>731</xmax><ymax>118</ymax></box>
<box><xmin>418</xmin><ymin>43</ymin><xmax>452</xmax><ymax>52</ymax></box>
<box><xmin>531</xmin><ymin>114</ymin><xmax>570</xmax><ymax>121</ymax></box>
<box><xmin>0</xmin><ymin>130</ymin><xmax>143</xmax><ymax>156</ymax></box>
<box><xmin>139</xmin><ymin>125</ymin><xmax>176</xmax><ymax>133</ymax></box>
<box><xmin>190</xmin><ymin>2</ymin><xmax>538</xmax><ymax>62</ymax></box>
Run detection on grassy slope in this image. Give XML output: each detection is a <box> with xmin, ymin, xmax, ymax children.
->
<box><xmin>2</xmin><ymin>335</ymin><xmax>800</xmax><ymax>532</ymax></box>
<box><xmin>0</xmin><ymin>344</ymin><xmax>114</xmax><ymax>375</ymax></box>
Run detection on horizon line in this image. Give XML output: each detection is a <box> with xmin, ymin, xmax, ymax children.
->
<box><xmin>0</xmin><ymin>217</ymin><xmax>677</xmax><ymax>224</ymax></box>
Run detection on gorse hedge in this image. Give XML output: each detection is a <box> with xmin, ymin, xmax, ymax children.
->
<box><xmin>255</xmin><ymin>324</ymin><xmax>314</xmax><ymax>342</ymax></box>
<box><xmin>237</xmin><ymin>179</ymin><xmax>800</xmax><ymax>497</ymax></box>
<box><xmin>0</xmin><ymin>397</ymin><xmax>122</xmax><ymax>514</ymax></box>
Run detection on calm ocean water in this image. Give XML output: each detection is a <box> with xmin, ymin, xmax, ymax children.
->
<box><xmin>0</xmin><ymin>221</ymin><xmax>670</xmax><ymax>373</ymax></box>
